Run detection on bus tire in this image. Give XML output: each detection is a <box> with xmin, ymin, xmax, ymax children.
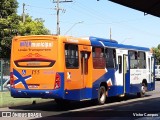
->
<box><xmin>97</xmin><ymin>86</ymin><xmax>107</xmax><ymax>105</ymax></box>
<box><xmin>137</xmin><ymin>83</ymin><xmax>147</xmax><ymax>98</ymax></box>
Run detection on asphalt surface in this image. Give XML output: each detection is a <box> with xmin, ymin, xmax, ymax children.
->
<box><xmin>1</xmin><ymin>81</ymin><xmax>160</xmax><ymax>120</ymax></box>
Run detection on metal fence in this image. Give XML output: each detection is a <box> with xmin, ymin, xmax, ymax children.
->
<box><xmin>0</xmin><ymin>59</ymin><xmax>10</xmax><ymax>91</ymax></box>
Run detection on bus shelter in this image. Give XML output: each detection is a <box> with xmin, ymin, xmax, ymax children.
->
<box><xmin>109</xmin><ymin>0</ymin><xmax>160</xmax><ymax>17</ymax></box>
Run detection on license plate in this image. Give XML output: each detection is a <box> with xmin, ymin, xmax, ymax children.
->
<box><xmin>28</xmin><ymin>84</ymin><xmax>39</xmax><ymax>89</ymax></box>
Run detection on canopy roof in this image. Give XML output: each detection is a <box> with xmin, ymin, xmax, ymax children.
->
<box><xmin>109</xmin><ymin>0</ymin><xmax>160</xmax><ymax>17</ymax></box>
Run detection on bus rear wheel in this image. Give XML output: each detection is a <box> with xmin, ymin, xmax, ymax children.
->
<box><xmin>97</xmin><ymin>86</ymin><xmax>107</xmax><ymax>105</ymax></box>
<box><xmin>137</xmin><ymin>83</ymin><xmax>147</xmax><ymax>97</ymax></box>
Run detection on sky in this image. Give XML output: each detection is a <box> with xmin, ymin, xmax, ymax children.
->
<box><xmin>17</xmin><ymin>0</ymin><xmax>160</xmax><ymax>48</ymax></box>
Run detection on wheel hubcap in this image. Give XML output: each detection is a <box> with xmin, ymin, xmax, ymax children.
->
<box><xmin>100</xmin><ymin>89</ymin><xmax>105</xmax><ymax>102</ymax></box>
<box><xmin>141</xmin><ymin>86</ymin><xmax>146</xmax><ymax>94</ymax></box>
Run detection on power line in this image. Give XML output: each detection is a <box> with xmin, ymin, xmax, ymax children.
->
<box><xmin>26</xmin><ymin>10</ymin><xmax>56</xmax><ymax>16</ymax></box>
<box><xmin>23</xmin><ymin>4</ymin><xmax>56</xmax><ymax>16</ymax></box>
<box><xmin>26</xmin><ymin>4</ymin><xmax>54</xmax><ymax>10</ymax></box>
<box><xmin>74</xmin><ymin>1</ymin><xmax>109</xmax><ymax>23</ymax></box>
<box><xmin>52</xmin><ymin>0</ymin><xmax>73</xmax><ymax>35</ymax></box>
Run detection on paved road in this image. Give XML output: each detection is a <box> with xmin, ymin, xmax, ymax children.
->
<box><xmin>1</xmin><ymin>81</ymin><xmax>160</xmax><ymax>120</ymax></box>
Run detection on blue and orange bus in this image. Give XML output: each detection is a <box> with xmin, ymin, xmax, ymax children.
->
<box><xmin>10</xmin><ymin>35</ymin><xmax>155</xmax><ymax>105</ymax></box>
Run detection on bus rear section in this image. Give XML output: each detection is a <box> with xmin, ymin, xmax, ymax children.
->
<box><xmin>10</xmin><ymin>36</ymin><xmax>64</xmax><ymax>99</ymax></box>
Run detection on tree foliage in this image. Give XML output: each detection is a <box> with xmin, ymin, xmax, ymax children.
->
<box><xmin>0</xmin><ymin>0</ymin><xmax>50</xmax><ymax>58</ymax></box>
<box><xmin>0</xmin><ymin>0</ymin><xmax>18</xmax><ymax>18</ymax></box>
<box><xmin>152</xmin><ymin>44</ymin><xmax>160</xmax><ymax>64</ymax></box>
<box><xmin>18</xmin><ymin>17</ymin><xmax>50</xmax><ymax>35</ymax></box>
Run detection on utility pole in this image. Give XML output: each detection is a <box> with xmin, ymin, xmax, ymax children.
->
<box><xmin>53</xmin><ymin>0</ymin><xmax>73</xmax><ymax>35</ymax></box>
<box><xmin>110</xmin><ymin>27</ymin><xmax>112</xmax><ymax>40</ymax></box>
<box><xmin>22</xmin><ymin>3</ymin><xmax>25</xmax><ymax>23</ymax></box>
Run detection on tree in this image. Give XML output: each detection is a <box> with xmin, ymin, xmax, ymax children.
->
<box><xmin>0</xmin><ymin>0</ymin><xmax>50</xmax><ymax>58</ymax></box>
<box><xmin>152</xmin><ymin>44</ymin><xmax>160</xmax><ymax>64</ymax></box>
<box><xmin>0</xmin><ymin>0</ymin><xmax>18</xmax><ymax>58</ymax></box>
<box><xmin>18</xmin><ymin>16</ymin><xmax>50</xmax><ymax>35</ymax></box>
<box><xmin>158</xmin><ymin>44</ymin><xmax>160</xmax><ymax>50</ymax></box>
<box><xmin>0</xmin><ymin>14</ymin><xmax>21</xmax><ymax>57</ymax></box>
<box><xmin>0</xmin><ymin>0</ymin><xmax>18</xmax><ymax>18</ymax></box>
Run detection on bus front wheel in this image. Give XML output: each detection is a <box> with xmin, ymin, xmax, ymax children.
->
<box><xmin>97</xmin><ymin>86</ymin><xmax>107</xmax><ymax>105</ymax></box>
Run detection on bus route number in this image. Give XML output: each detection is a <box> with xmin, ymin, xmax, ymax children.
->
<box><xmin>32</xmin><ymin>70</ymin><xmax>40</xmax><ymax>75</ymax></box>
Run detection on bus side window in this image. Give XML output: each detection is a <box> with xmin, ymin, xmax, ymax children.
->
<box><xmin>129</xmin><ymin>50</ymin><xmax>138</xmax><ymax>69</ymax></box>
<box><xmin>105</xmin><ymin>48</ymin><xmax>116</xmax><ymax>69</ymax></box>
<box><xmin>138</xmin><ymin>51</ymin><xmax>146</xmax><ymax>69</ymax></box>
<box><xmin>65</xmin><ymin>44</ymin><xmax>79</xmax><ymax>69</ymax></box>
<box><xmin>118</xmin><ymin>56</ymin><xmax>122</xmax><ymax>73</ymax></box>
<box><xmin>92</xmin><ymin>47</ymin><xmax>105</xmax><ymax>69</ymax></box>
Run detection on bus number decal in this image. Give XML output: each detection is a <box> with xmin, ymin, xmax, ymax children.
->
<box><xmin>32</xmin><ymin>70</ymin><xmax>40</xmax><ymax>75</ymax></box>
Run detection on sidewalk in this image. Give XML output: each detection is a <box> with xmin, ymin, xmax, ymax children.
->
<box><xmin>0</xmin><ymin>91</ymin><xmax>52</xmax><ymax>108</ymax></box>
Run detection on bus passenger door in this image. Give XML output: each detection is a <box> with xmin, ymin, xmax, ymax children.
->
<box><xmin>123</xmin><ymin>54</ymin><xmax>130</xmax><ymax>93</ymax></box>
<box><xmin>150</xmin><ymin>57</ymin><xmax>155</xmax><ymax>90</ymax></box>
<box><xmin>80</xmin><ymin>51</ymin><xmax>90</xmax><ymax>99</ymax></box>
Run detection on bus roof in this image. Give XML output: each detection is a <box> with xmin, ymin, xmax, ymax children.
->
<box><xmin>89</xmin><ymin>36</ymin><xmax>150</xmax><ymax>51</ymax></box>
<box><xmin>13</xmin><ymin>35</ymin><xmax>150</xmax><ymax>51</ymax></box>
<box><xmin>89</xmin><ymin>36</ymin><xmax>118</xmax><ymax>43</ymax></box>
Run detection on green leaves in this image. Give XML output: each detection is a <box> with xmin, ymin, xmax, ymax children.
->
<box><xmin>18</xmin><ymin>16</ymin><xmax>50</xmax><ymax>36</ymax></box>
<box><xmin>152</xmin><ymin>45</ymin><xmax>160</xmax><ymax>64</ymax></box>
<box><xmin>0</xmin><ymin>0</ymin><xmax>50</xmax><ymax>58</ymax></box>
<box><xmin>0</xmin><ymin>0</ymin><xmax>18</xmax><ymax>18</ymax></box>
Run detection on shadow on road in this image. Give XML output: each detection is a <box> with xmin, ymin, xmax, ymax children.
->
<box><xmin>9</xmin><ymin>94</ymin><xmax>151</xmax><ymax>112</ymax></box>
<box><xmin>34</xmin><ymin>96</ymin><xmax>160</xmax><ymax>120</ymax></box>
<box><xmin>7</xmin><ymin>94</ymin><xmax>160</xmax><ymax>120</ymax></box>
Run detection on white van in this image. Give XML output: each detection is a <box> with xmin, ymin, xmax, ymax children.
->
<box><xmin>155</xmin><ymin>65</ymin><xmax>160</xmax><ymax>80</ymax></box>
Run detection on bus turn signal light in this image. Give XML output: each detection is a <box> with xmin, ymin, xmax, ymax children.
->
<box><xmin>10</xmin><ymin>73</ymin><xmax>15</xmax><ymax>88</ymax></box>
